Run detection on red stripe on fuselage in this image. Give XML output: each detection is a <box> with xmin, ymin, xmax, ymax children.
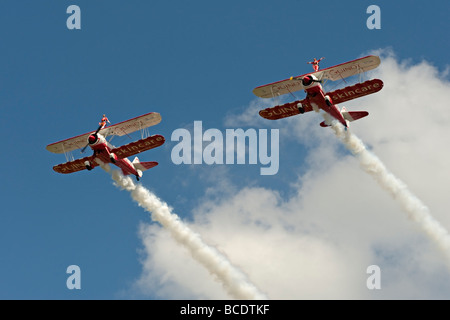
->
<box><xmin>304</xmin><ymin>84</ymin><xmax>347</xmax><ymax>127</ymax></box>
<box><xmin>90</xmin><ymin>143</ymin><xmax>137</xmax><ymax>176</ymax></box>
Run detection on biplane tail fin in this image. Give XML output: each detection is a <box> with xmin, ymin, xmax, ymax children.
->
<box><xmin>341</xmin><ymin>108</ymin><xmax>369</xmax><ymax>123</ymax></box>
<box><xmin>132</xmin><ymin>157</ymin><xmax>158</xmax><ymax>172</ymax></box>
<box><xmin>319</xmin><ymin>107</ymin><xmax>369</xmax><ymax>127</ymax></box>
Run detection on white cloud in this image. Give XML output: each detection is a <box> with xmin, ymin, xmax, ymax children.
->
<box><xmin>134</xmin><ymin>51</ymin><xmax>450</xmax><ymax>299</ymax></box>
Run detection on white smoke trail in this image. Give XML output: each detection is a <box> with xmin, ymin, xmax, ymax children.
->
<box><xmin>107</xmin><ymin>169</ymin><xmax>267</xmax><ymax>300</ymax></box>
<box><xmin>330</xmin><ymin>120</ymin><xmax>450</xmax><ymax>264</ymax></box>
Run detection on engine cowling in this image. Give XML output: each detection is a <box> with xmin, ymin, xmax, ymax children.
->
<box><xmin>302</xmin><ymin>74</ymin><xmax>319</xmax><ymax>87</ymax></box>
<box><xmin>88</xmin><ymin>134</ymin><xmax>98</xmax><ymax>145</ymax></box>
<box><xmin>87</xmin><ymin>133</ymin><xmax>106</xmax><ymax>146</ymax></box>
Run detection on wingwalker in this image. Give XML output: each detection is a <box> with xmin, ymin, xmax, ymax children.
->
<box><xmin>253</xmin><ymin>55</ymin><xmax>383</xmax><ymax>127</ymax></box>
<box><xmin>46</xmin><ymin>112</ymin><xmax>165</xmax><ymax>181</ymax></box>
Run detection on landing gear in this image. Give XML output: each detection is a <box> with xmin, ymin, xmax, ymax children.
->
<box><xmin>325</xmin><ymin>95</ymin><xmax>332</xmax><ymax>107</ymax></box>
<box><xmin>109</xmin><ymin>153</ymin><xmax>117</xmax><ymax>164</ymax></box>
<box><xmin>84</xmin><ymin>160</ymin><xmax>92</xmax><ymax>171</ymax></box>
<box><xmin>297</xmin><ymin>103</ymin><xmax>305</xmax><ymax>114</ymax></box>
<box><xmin>135</xmin><ymin>175</ymin><xmax>140</xmax><ymax>181</ymax></box>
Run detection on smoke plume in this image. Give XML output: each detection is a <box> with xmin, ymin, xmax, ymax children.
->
<box><xmin>108</xmin><ymin>169</ymin><xmax>267</xmax><ymax>300</ymax></box>
<box><xmin>331</xmin><ymin>121</ymin><xmax>450</xmax><ymax>265</ymax></box>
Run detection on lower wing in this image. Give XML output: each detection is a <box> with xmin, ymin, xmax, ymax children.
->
<box><xmin>328</xmin><ymin>79</ymin><xmax>383</xmax><ymax>105</ymax></box>
<box><xmin>111</xmin><ymin>134</ymin><xmax>165</xmax><ymax>159</ymax></box>
<box><xmin>259</xmin><ymin>99</ymin><xmax>313</xmax><ymax>120</ymax></box>
<box><xmin>53</xmin><ymin>155</ymin><xmax>97</xmax><ymax>174</ymax></box>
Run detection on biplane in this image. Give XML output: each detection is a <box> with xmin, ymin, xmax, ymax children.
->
<box><xmin>253</xmin><ymin>55</ymin><xmax>384</xmax><ymax>128</ymax></box>
<box><xmin>46</xmin><ymin>112</ymin><xmax>165</xmax><ymax>181</ymax></box>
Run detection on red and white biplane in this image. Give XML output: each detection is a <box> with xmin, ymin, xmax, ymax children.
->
<box><xmin>253</xmin><ymin>55</ymin><xmax>383</xmax><ymax>127</ymax></box>
<box><xmin>46</xmin><ymin>112</ymin><xmax>165</xmax><ymax>181</ymax></box>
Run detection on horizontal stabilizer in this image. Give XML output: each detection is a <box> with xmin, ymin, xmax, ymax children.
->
<box><xmin>342</xmin><ymin>111</ymin><xmax>369</xmax><ymax>122</ymax></box>
<box><xmin>132</xmin><ymin>158</ymin><xmax>158</xmax><ymax>172</ymax></box>
<box><xmin>319</xmin><ymin>110</ymin><xmax>368</xmax><ymax>128</ymax></box>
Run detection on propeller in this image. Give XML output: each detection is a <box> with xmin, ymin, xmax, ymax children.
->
<box><xmin>289</xmin><ymin>75</ymin><xmax>322</xmax><ymax>84</ymax></box>
<box><xmin>81</xmin><ymin>125</ymin><xmax>103</xmax><ymax>153</ymax></box>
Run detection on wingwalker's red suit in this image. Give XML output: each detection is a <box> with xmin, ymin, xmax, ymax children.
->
<box><xmin>98</xmin><ymin>114</ymin><xmax>110</xmax><ymax>130</ymax></box>
<box><xmin>254</xmin><ymin>55</ymin><xmax>384</xmax><ymax>128</ymax></box>
<box><xmin>307</xmin><ymin>57</ymin><xmax>324</xmax><ymax>72</ymax></box>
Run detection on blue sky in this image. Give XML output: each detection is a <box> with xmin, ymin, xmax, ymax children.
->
<box><xmin>1</xmin><ymin>0</ymin><xmax>450</xmax><ymax>299</ymax></box>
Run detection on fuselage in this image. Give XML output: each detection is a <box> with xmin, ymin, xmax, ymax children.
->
<box><xmin>302</xmin><ymin>75</ymin><xmax>347</xmax><ymax>127</ymax></box>
<box><xmin>88</xmin><ymin>133</ymin><xmax>139</xmax><ymax>176</ymax></box>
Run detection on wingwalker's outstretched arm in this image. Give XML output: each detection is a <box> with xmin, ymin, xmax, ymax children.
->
<box><xmin>307</xmin><ymin>57</ymin><xmax>325</xmax><ymax>72</ymax></box>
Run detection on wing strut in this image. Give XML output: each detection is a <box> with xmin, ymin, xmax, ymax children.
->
<box><xmin>62</xmin><ymin>144</ymin><xmax>74</xmax><ymax>162</ymax></box>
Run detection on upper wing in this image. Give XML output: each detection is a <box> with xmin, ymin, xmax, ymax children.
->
<box><xmin>319</xmin><ymin>55</ymin><xmax>381</xmax><ymax>81</ymax></box>
<box><xmin>46</xmin><ymin>132</ymin><xmax>93</xmax><ymax>154</ymax></box>
<box><xmin>253</xmin><ymin>55</ymin><xmax>381</xmax><ymax>98</ymax></box>
<box><xmin>259</xmin><ymin>99</ymin><xmax>313</xmax><ymax>120</ymax></box>
<box><xmin>46</xmin><ymin>112</ymin><xmax>162</xmax><ymax>154</ymax></box>
<box><xmin>253</xmin><ymin>77</ymin><xmax>305</xmax><ymax>99</ymax></box>
<box><xmin>101</xmin><ymin>112</ymin><xmax>162</xmax><ymax>137</ymax></box>
<box><xmin>111</xmin><ymin>134</ymin><xmax>165</xmax><ymax>159</ymax></box>
<box><xmin>53</xmin><ymin>155</ymin><xmax>97</xmax><ymax>174</ymax></box>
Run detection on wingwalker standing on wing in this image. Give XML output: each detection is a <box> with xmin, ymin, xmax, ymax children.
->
<box><xmin>307</xmin><ymin>57</ymin><xmax>325</xmax><ymax>72</ymax></box>
<box><xmin>46</xmin><ymin>112</ymin><xmax>165</xmax><ymax>181</ymax></box>
<box><xmin>98</xmin><ymin>114</ymin><xmax>111</xmax><ymax>130</ymax></box>
<box><xmin>253</xmin><ymin>55</ymin><xmax>384</xmax><ymax>128</ymax></box>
